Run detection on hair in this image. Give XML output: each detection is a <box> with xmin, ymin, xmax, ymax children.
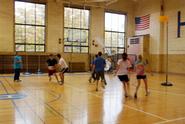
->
<box><xmin>57</xmin><ymin>53</ymin><xmax>61</xmax><ymax>58</ymax></box>
<box><xmin>98</xmin><ymin>51</ymin><xmax>102</xmax><ymax>56</ymax></box>
<box><xmin>122</xmin><ymin>53</ymin><xmax>128</xmax><ymax>61</ymax></box>
<box><xmin>138</xmin><ymin>55</ymin><xmax>142</xmax><ymax>60</ymax></box>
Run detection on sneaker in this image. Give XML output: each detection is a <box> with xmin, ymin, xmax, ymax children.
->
<box><xmin>17</xmin><ymin>79</ymin><xmax>22</xmax><ymax>82</ymax></box>
<box><xmin>96</xmin><ymin>88</ymin><xmax>98</xmax><ymax>91</ymax></box>
<box><xmin>49</xmin><ymin>77</ymin><xmax>52</xmax><ymax>81</ymax></box>
<box><xmin>104</xmin><ymin>81</ymin><xmax>107</xmax><ymax>85</ymax></box>
<box><xmin>88</xmin><ymin>78</ymin><xmax>92</xmax><ymax>83</ymax></box>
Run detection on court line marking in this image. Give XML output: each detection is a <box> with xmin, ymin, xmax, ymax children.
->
<box><xmin>154</xmin><ymin>116</ymin><xmax>185</xmax><ymax>124</ymax></box>
<box><xmin>64</xmin><ymin>83</ymin><xmax>168</xmax><ymax>121</ymax></box>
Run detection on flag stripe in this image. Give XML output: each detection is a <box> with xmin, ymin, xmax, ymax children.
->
<box><xmin>135</xmin><ymin>14</ymin><xmax>150</xmax><ymax>31</ymax></box>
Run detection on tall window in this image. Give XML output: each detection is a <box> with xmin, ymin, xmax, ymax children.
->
<box><xmin>105</xmin><ymin>12</ymin><xmax>126</xmax><ymax>54</ymax></box>
<box><xmin>15</xmin><ymin>1</ymin><xmax>45</xmax><ymax>52</ymax></box>
<box><xmin>64</xmin><ymin>7</ymin><xmax>89</xmax><ymax>53</ymax></box>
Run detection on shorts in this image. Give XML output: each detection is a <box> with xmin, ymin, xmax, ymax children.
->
<box><xmin>118</xmin><ymin>75</ymin><xmax>129</xmax><ymax>82</ymax></box>
<box><xmin>48</xmin><ymin>69</ymin><xmax>56</xmax><ymax>76</ymax></box>
<box><xmin>59</xmin><ymin>68</ymin><xmax>68</xmax><ymax>73</ymax></box>
<box><xmin>95</xmin><ymin>71</ymin><xmax>105</xmax><ymax>81</ymax></box>
<box><xmin>136</xmin><ymin>75</ymin><xmax>147</xmax><ymax>79</ymax></box>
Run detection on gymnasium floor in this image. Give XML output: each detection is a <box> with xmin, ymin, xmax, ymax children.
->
<box><xmin>0</xmin><ymin>72</ymin><xmax>185</xmax><ymax>124</ymax></box>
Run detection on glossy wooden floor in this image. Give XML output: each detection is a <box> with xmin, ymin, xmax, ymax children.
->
<box><xmin>0</xmin><ymin>72</ymin><xmax>185</xmax><ymax>124</ymax></box>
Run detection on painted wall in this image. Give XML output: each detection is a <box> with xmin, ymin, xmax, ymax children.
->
<box><xmin>0</xmin><ymin>0</ymin><xmax>14</xmax><ymax>53</ymax></box>
<box><xmin>134</xmin><ymin>0</ymin><xmax>185</xmax><ymax>74</ymax></box>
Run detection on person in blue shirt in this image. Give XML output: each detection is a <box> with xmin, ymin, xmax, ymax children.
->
<box><xmin>13</xmin><ymin>52</ymin><xmax>22</xmax><ymax>82</ymax></box>
<box><xmin>93</xmin><ymin>51</ymin><xmax>107</xmax><ymax>91</ymax></box>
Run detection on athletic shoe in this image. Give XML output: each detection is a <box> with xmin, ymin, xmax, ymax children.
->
<box><xmin>134</xmin><ymin>93</ymin><xmax>137</xmax><ymax>99</ymax></box>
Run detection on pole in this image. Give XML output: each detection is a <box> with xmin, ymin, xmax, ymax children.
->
<box><xmin>161</xmin><ymin>21</ymin><xmax>173</xmax><ymax>86</ymax></box>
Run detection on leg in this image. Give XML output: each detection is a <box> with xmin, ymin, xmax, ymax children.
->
<box><xmin>96</xmin><ymin>80</ymin><xmax>99</xmax><ymax>91</ymax></box>
<box><xmin>54</xmin><ymin>73</ymin><xmax>59</xmax><ymax>83</ymax></box>
<box><xmin>134</xmin><ymin>79</ymin><xmax>141</xmax><ymax>98</ymax></box>
<box><xmin>14</xmin><ymin>69</ymin><xmax>18</xmax><ymax>81</ymax></box>
<box><xmin>122</xmin><ymin>82</ymin><xmax>128</xmax><ymax>97</ymax></box>
<box><xmin>17</xmin><ymin>69</ymin><xmax>21</xmax><ymax>81</ymax></box>
<box><xmin>143</xmin><ymin>78</ymin><xmax>149</xmax><ymax>95</ymax></box>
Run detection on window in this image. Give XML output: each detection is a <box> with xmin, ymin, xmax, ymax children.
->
<box><xmin>64</xmin><ymin>7</ymin><xmax>89</xmax><ymax>53</ymax></box>
<box><xmin>105</xmin><ymin>12</ymin><xmax>126</xmax><ymax>55</ymax></box>
<box><xmin>15</xmin><ymin>1</ymin><xmax>45</xmax><ymax>52</ymax></box>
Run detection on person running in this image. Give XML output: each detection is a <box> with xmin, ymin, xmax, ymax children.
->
<box><xmin>57</xmin><ymin>53</ymin><xmax>68</xmax><ymax>85</ymax></box>
<box><xmin>13</xmin><ymin>52</ymin><xmax>22</xmax><ymax>82</ymax></box>
<box><xmin>115</xmin><ymin>53</ymin><xmax>132</xmax><ymax>97</ymax></box>
<box><xmin>93</xmin><ymin>51</ymin><xmax>107</xmax><ymax>91</ymax></box>
<box><xmin>89</xmin><ymin>54</ymin><xmax>98</xmax><ymax>83</ymax></box>
<box><xmin>46</xmin><ymin>54</ymin><xmax>59</xmax><ymax>82</ymax></box>
<box><xmin>134</xmin><ymin>55</ymin><xmax>149</xmax><ymax>98</ymax></box>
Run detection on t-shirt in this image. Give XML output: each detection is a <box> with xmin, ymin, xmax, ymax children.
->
<box><xmin>47</xmin><ymin>58</ymin><xmax>57</xmax><ymax>66</ymax></box>
<box><xmin>58</xmin><ymin>57</ymin><xmax>68</xmax><ymax>69</ymax></box>
<box><xmin>135</xmin><ymin>60</ymin><xmax>146</xmax><ymax>75</ymax></box>
<box><xmin>116</xmin><ymin>59</ymin><xmax>132</xmax><ymax>75</ymax></box>
<box><xmin>13</xmin><ymin>55</ymin><xmax>22</xmax><ymax>69</ymax></box>
<box><xmin>93</xmin><ymin>56</ymin><xmax>106</xmax><ymax>72</ymax></box>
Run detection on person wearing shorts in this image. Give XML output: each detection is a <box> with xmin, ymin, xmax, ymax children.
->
<box><xmin>46</xmin><ymin>54</ymin><xmax>59</xmax><ymax>82</ymax></box>
<box><xmin>57</xmin><ymin>53</ymin><xmax>68</xmax><ymax>85</ymax></box>
<box><xmin>116</xmin><ymin>53</ymin><xmax>132</xmax><ymax>97</ymax></box>
<box><xmin>93</xmin><ymin>52</ymin><xmax>107</xmax><ymax>91</ymax></box>
<box><xmin>134</xmin><ymin>55</ymin><xmax>149</xmax><ymax>98</ymax></box>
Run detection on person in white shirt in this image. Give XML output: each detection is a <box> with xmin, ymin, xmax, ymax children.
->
<box><xmin>115</xmin><ymin>53</ymin><xmax>132</xmax><ymax>97</ymax></box>
<box><xmin>57</xmin><ymin>54</ymin><xmax>68</xmax><ymax>85</ymax></box>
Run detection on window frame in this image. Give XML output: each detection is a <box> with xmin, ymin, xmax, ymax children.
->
<box><xmin>104</xmin><ymin>11</ymin><xmax>126</xmax><ymax>54</ymax></box>
<box><xmin>14</xmin><ymin>0</ymin><xmax>46</xmax><ymax>52</ymax></box>
<box><xmin>63</xmin><ymin>6</ymin><xmax>90</xmax><ymax>53</ymax></box>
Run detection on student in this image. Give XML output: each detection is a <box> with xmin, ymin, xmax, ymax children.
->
<box><xmin>115</xmin><ymin>53</ymin><xmax>132</xmax><ymax>97</ymax></box>
<box><xmin>46</xmin><ymin>54</ymin><xmax>59</xmax><ymax>82</ymax></box>
<box><xmin>89</xmin><ymin>54</ymin><xmax>98</xmax><ymax>83</ymax></box>
<box><xmin>93</xmin><ymin>52</ymin><xmax>107</xmax><ymax>91</ymax></box>
<box><xmin>134</xmin><ymin>55</ymin><xmax>149</xmax><ymax>98</ymax></box>
<box><xmin>57</xmin><ymin>53</ymin><xmax>68</xmax><ymax>85</ymax></box>
<box><xmin>13</xmin><ymin>52</ymin><xmax>22</xmax><ymax>82</ymax></box>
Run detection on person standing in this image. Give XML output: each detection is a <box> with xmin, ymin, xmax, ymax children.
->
<box><xmin>46</xmin><ymin>54</ymin><xmax>59</xmax><ymax>82</ymax></box>
<box><xmin>93</xmin><ymin>52</ymin><xmax>107</xmax><ymax>91</ymax></box>
<box><xmin>57</xmin><ymin>53</ymin><xmax>68</xmax><ymax>85</ymax></box>
<box><xmin>134</xmin><ymin>55</ymin><xmax>149</xmax><ymax>98</ymax></box>
<box><xmin>115</xmin><ymin>53</ymin><xmax>132</xmax><ymax>97</ymax></box>
<box><xmin>13</xmin><ymin>52</ymin><xmax>22</xmax><ymax>82</ymax></box>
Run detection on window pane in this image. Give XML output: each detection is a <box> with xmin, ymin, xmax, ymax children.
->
<box><xmin>64</xmin><ymin>8</ymin><xmax>72</xmax><ymax>27</ymax></box>
<box><xmin>105</xmin><ymin>32</ymin><xmax>111</xmax><ymax>47</ymax></box>
<box><xmin>26</xmin><ymin>45</ymin><xmax>35</xmax><ymax>52</ymax></box>
<box><xmin>118</xmin><ymin>48</ymin><xmax>124</xmax><ymax>54</ymax></box>
<box><xmin>105</xmin><ymin>13</ymin><xmax>112</xmax><ymax>31</ymax></box>
<box><xmin>26</xmin><ymin>3</ymin><xmax>35</xmax><ymax>24</ymax></box>
<box><xmin>15</xmin><ymin>1</ymin><xmax>25</xmax><ymax>24</ymax></box>
<box><xmin>112</xmin><ymin>33</ymin><xmax>118</xmax><ymax>47</ymax></box>
<box><xmin>73</xmin><ymin>29</ymin><xmax>80</xmax><ymax>42</ymax></box>
<box><xmin>16</xmin><ymin>44</ymin><xmax>24</xmax><ymax>51</ymax></box>
<box><xmin>118</xmin><ymin>15</ymin><xmax>125</xmax><ymax>32</ymax></box>
<box><xmin>36</xmin><ymin>4</ymin><xmax>45</xmax><ymax>25</ymax></box>
<box><xmin>36</xmin><ymin>27</ymin><xmax>45</xmax><ymax>44</ymax></box>
<box><xmin>36</xmin><ymin>45</ymin><xmax>44</xmax><ymax>52</ymax></box>
<box><xmin>73</xmin><ymin>46</ymin><xmax>80</xmax><ymax>53</ymax></box>
<box><xmin>81</xmin><ymin>47</ymin><xmax>88</xmax><ymax>53</ymax></box>
<box><xmin>112</xmin><ymin>14</ymin><xmax>119</xmax><ymax>31</ymax></box>
<box><xmin>15</xmin><ymin>25</ymin><xmax>25</xmax><ymax>43</ymax></box>
<box><xmin>81</xmin><ymin>30</ymin><xmax>88</xmax><ymax>42</ymax></box>
<box><xmin>26</xmin><ymin>26</ymin><xmax>35</xmax><ymax>44</ymax></box>
<box><xmin>72</xmin><ymin>9</ymin><xmax>81</xmax><ymax>28</ymax></box>
<box><xmin>81</xmin><ymin>10</ymin><xmax>89</xmax><ymax>29</ymax></box>
<box><xmin>105</xmin><ymin>48</ymin><xmax>111</xmax><ymax>54</ymax></box>
<box><xmin>118</xmin><ymin>33</ymin><xmax>124</xmax><ymax>47</ymax></box>
<box><xmin>64</xmin><ymin>46</ymin><xmax>72</xmax><ymax>52</ymax></box>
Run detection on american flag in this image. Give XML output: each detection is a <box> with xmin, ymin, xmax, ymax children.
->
<box><xmin>135</xmin><ymin>14</ymin><xmax>150</xmax><ymax>30</ymax></box>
